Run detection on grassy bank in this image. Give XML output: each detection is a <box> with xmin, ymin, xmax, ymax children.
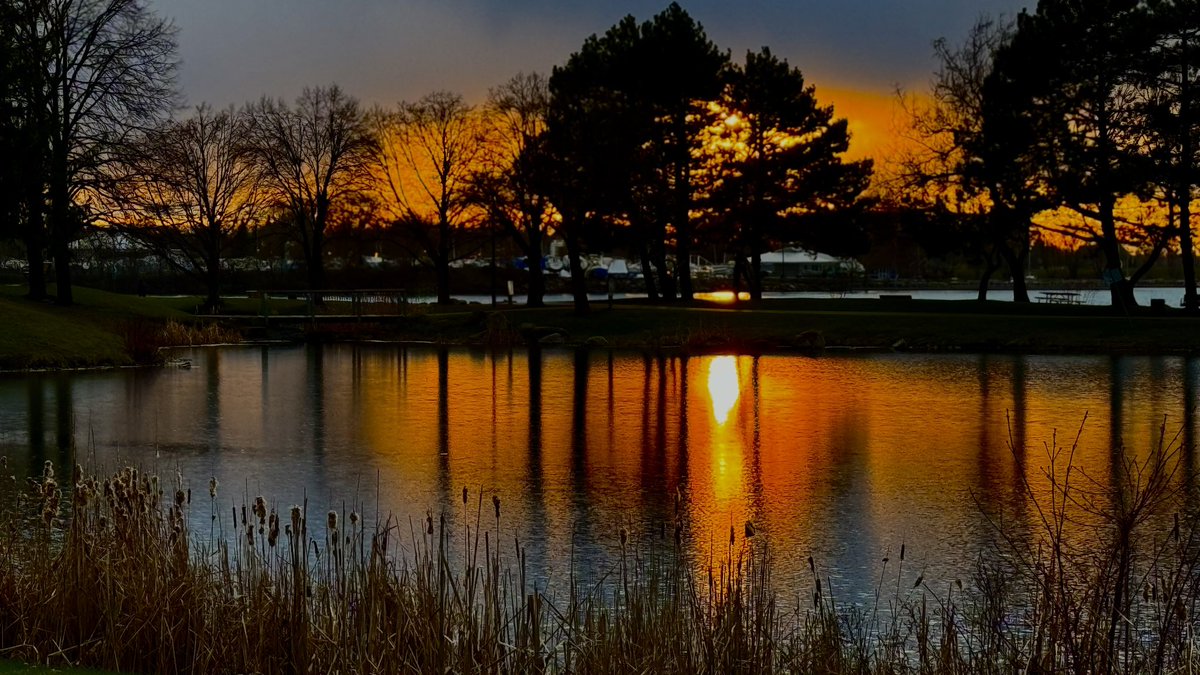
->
<box><xmin>0</xmin><ymin>286</ymin><xmax>228</xmax><ymax>370</ymax></box>
<box><xmin>0</xmin><ymin>428</ymin><xmax>1197</xmax><ymax>674</ymax></box>
<box><xmin>9</xmin><ymin>284</ymin><xmax>1200</xmax><ymax>370</ymax></box>
<box><xmin>299</xmin><ymin>297</ymin><xmax>1200</xmax><ymax>355</ymax></box>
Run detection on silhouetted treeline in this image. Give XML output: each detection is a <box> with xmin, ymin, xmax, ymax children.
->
<box><xmin>1</xmin><ymin>1</ymin><xmax>878</xmax><ymax>312</ymax></box>
<box><xmin>901</xmin><ymin>0</ymin><xmax>1200</xmax><ymax>311</ymax></box>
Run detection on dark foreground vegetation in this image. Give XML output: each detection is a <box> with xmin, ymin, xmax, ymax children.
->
<box><xmin>0</xmin><ymin>424</ymin><xmax>1197</xmax><ymax>673</ymax></box>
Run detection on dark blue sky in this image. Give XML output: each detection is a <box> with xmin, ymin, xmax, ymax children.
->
<box><xmin>154</xmin><ymin>0</ymin><xmax>1029</xmax><ymax>108</ymax></box>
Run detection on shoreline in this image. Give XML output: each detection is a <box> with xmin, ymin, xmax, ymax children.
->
<box><xmin>9</xmin><ymin>285</ymin><xmax>1200</xmax><ymax>372</ymax></box>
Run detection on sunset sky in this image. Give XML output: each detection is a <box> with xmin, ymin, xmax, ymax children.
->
<box><xmin>152</xmin><ymin>0</ymin><xmax>1029</xmax><ymax>160</ymax></box>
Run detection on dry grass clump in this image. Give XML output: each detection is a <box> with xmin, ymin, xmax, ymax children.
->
<box><xmin>0</xmin><ymin>419</ymin><xmax>1198</xmax><ymax>674</ymax></box>
<box><xmin>158</xmin><ymin>320</ymin><xmax>241</xmax><ymax>347</ymax></box>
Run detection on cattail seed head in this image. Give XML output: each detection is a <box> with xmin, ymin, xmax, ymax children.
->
<box><xmin>619</xmin><ymin>527</ymin><xmax>628</xmax><ymax>547</ymax></box>
<box><xmin>462</xmin><ymin>487</ymin><xmax>468</xmax><ymax>505</ymax></box>
<box><xmin>350</xmin><ymin>511</ymin><xmax>359</xmax><ymax>526</ymax></box>
<box><xmin>492</xmin><ymin>495</ymin><xmax>501</xmax><ymax>519</ymax></box>
<box><xmin>208</xmin><ymin>477</ymin><xmax>218</xmax><ymax>499</ymax></box>
<box><xmin>426</xmin><ymin>512</ymin><xmax>434</xmax><ymax>535</ymax></box>
<box><xmin>900</xmin><ymin>543</ymin><xmax>905</xmax><ymax>562</ymax></box>
<box><xmin>327</xmin><ymin>511</ymin><xmax>338</xmax><ymax>532</ymax></box>
<box><xmin>174</xmin><ymin>490</ymin><xmax>185</xmax><ymax>507</ymax></box>
<box><xmin>744</xmin><ymin>521</ymin><xmax>756</xmax><ymax>539</ymax></box>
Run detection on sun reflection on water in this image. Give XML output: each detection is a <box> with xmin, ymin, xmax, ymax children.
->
<box><xmin>707</xmin><ymin>356</ymin><xmax>741</xmax><ymax>425</ymax></box>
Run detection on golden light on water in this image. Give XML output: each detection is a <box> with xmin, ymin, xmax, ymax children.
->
<box><xmin>695</xmin><ymin>291</ymin><xmax>751</xmax><ymax>304</ymax></box>
<box><xmin>707</xmin><ymin>356</ymin><xmax>741</xmax><ymax>425</ymax></box>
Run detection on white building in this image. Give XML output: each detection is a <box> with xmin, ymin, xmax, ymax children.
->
<box><xmin>759</xmin><ymin>247</ymin><xmax>863</xmax><ymax>278</ymax></box>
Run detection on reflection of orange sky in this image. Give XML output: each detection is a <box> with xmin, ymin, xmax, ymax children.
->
<box><xmin>35</xmin><ymin>347</ymin><xmax>1198</xmax><ymax>598</ymax></box>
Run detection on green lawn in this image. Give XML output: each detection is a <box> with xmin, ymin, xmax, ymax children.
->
<box><xmin>0</xmin><ymin>285</ymin><xmax>189</xmax><ymax>369</ymax></box>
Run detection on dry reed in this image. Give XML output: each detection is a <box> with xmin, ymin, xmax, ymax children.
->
<box><xmin>0</xmin><ymin>420</ymin><xmax>1197</xmax><ymax>673</ymax></box>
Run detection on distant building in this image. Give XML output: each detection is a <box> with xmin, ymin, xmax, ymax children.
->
<box><xmin>759</xmin><ymin>247</ymin><xmax>864</xmax><ymax>278</ymax></box>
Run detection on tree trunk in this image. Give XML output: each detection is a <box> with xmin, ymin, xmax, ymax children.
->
<box><xmin>205</xmin><ymin>248</ymin><xmax>221</xmax><ymax>313</ymax></box>
<box><xmin>1000</xmin><ymin>245</ymin><xmax>1030</xmax><ymax>304</ymax></box>
<box><xmin>565</xmin><ymin>227</ymin><xmax>589</xmax><ymax>315</ymax></box>
<box><xmin>639</xmin><ymin>243</ymin><xmax>658</xmax><ymax>301</ymax></box>
<box><xmin>23</xmin><ymin>201</ymin><xmax>46</xmax><ymax>301</ymax></box>
<box><xmin>674</xmin><ymin>117</ymin><xmax>694</xmax><ymax>301</ymax></box>
<box><xmin>305</xmin><ymin>232</ymin><xmax>325</xmax><ymax>292</ymax></box>
<box><xmin>976</xmin><ymin>252</ymin><xmax>1000</xmax><ymax>302</ymax></box>
<box><xmin>1181</xmin><ymin>39</ymin><xmax>1197</xmax><ymax>313</ymax></box>
<box><xmin>1098</xmin><ymin>197</ymin><xmax>1135</xmax><ymax>311</ymax></box>
<box><xmin>732</xmin><ymin>247</ymin><xmax>745</xmax><ymax>304</ymax></box>
<box><xmin>1183</xmin><ymin>197</ymin><xmax>1197</xmax><ymax>312</ymax></box>
<box><xmin>652</xmin><ymin>234</ymin><xmax>675</xmax><ymax>302</ymax></box>
<box><xmin>525</xmin><ymin>227</ymin><xmax>544</xmax><ymax>307</ymax></box>
<box><xmin>436</xmin><ymin>219</ymin><xmax>453</xmax><ymax>305</ymax></box>
<box><xmin>47</xmin><ymin>145</ymin><xmax>75</xmax><ymax>305</ymax></box>
<box><xmin>750</xmin><ymin>248</ymin><xmax>763</xmax><ymax>302</ymax></box>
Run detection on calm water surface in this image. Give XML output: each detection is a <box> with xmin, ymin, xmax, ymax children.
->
<box><xmin>1</xmin><ymin>346</ymin><xmax>1198</xmax><ymax>601</ymax></box>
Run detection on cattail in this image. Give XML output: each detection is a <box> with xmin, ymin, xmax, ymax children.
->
<box><xmin>327</xmin><ymin>510</ymin><xmax>338</xmax><ymax>532</ymax></box>
<box><xmin>208</xmin><ymin>477</ymin><xmax>218</xmax><ymax>499</ymax></box>
<box><xmin>254</xmin><ymin>496</ymin><xmax>267</xmax><ymax>523</ymax></box>
<box><xmin>462</xmin><ymin>487</ymin><xmax>468</xmax><ymax>505</ymax></box>
<box><xmin>290</xmin><ymin>505</ymin><xmax>302</xmax><ymax>531</ymax></box>
<box><xmin>729</xmin><ymin>525</ymin><xmax>735</xmax><ymax>547</ymax></box>
<box><xmin>426</xmin><ymin>512</ymin><xmax>434</xmax><ymax>535</ymax></box>
<box><xmin>350</xmin><ymin>511</ymin><xmax>359</xmax><ymax>526</ymax></box>
<box><xmin>912</xmin><ymin>575</ymin><xmax>923</xmax><ymax>589</ymax></box>
<box><xmin>268</xmin><ymin>512</ymin><xmax>279</xmax><ymax>547</ymax></box>
<box><xmin>174</xmin><ymin>490</ymin><xmax>185</xmax><ymax>507</ymax></box>
<box><xmin>900</xmin><ymin>543</ymin><xmax>905</xmax><ymax>561</ymax></box>
<box><xmin>492</xmin><ymin>495</ymin><xmax>501</xmax><ymax>520</ymax></box>
<box><xmin>619</xmin><ymin>527</ymin><xmax>628</xmax><ymax>547</ymax></box>
<box><xmin>744</xmin><ymin>521</ymin><xmax>756</xmax><ymax>539</ymax></box>
<box><xmin>808</xmin><ymin>556</ymin><xmax>815</xmax><ymax>574</ymax></box>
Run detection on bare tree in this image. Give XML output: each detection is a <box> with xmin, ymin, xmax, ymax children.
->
<box><xmin>896</xmin><ymin>16</ymin><xmax>1046</xmax><ymax>303</ymax></box>
<box><xmin>246</xmin><ymin>85</ymin><xmax>375</xmax><ymax>292</ymax></box>
<box><xmin>469</xmin><ymin>73</ymin><xmax>553</xmax><ymax>307</ymax></box>
<box><xmin>29</xmin><ymin>0</ymin><xmax>179</xmax><ymax>305</ymax></box>
<box><xmin>104</xmin><ymin>104</ymin><xmax>259</xmax><ymax>311</ymax></box>
<box><xmin>373</xmin><ymin>91</ymin><xmax>486</xmax><ymax>305</ymax></box>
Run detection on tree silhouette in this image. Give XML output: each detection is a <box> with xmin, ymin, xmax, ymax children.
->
<box><xmin>1139</xmin><ymin>0</ymin><xmax>1200</xmax><ymax>311</ymax></box>
<box><xmin>899</xmin><ymin>16</ymin><xmax>1047</xmax><ymax>302</ymax></box>
<box><xmin>470</xmin><ymin>73</ymin><xmax>554</xmax><ymax>308</ymax></box>
<box><xmin>547</xmin><ymin>4</ymin><xmax>727</xmax><ymax>310</ymax></box>
<box><xmin>993</xmin><ymin>0</ymin><xmax>1155</xmax><ymax>310</ymax></box>
<box><xmin>15</xmin><ymin>0</ymin><xmax>177</xmax><ymax>305</ymax></box>
<box><xmin>104</xmin><ymin>105</ymin><xmax>260</xmax><ymax>311</ymax></box>
<box><xmin>246</xmin><ymin>85</ymin><xmax>375</xmax><ymax>293</ymax></box>
<box><xmin>704</xmin><ymin>47</ymin><xmax>871</xmax><ymax>301</ymax></box>
<box><xmin>372</xmin><ymin>91</ymin><xmax>485</xmax><ymax>305</ymax></box>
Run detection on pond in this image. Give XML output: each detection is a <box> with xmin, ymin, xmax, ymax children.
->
<box><xmin>1</xmin><ymin>345</ymin><xmax>1197</xmax><ymax>602</ymax></box>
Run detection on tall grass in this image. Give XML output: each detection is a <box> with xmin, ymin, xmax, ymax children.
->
<box><xmin>0</xmin><ymin>423</ymin><xmax>1198</xmax><ymax>673</ymax></box>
